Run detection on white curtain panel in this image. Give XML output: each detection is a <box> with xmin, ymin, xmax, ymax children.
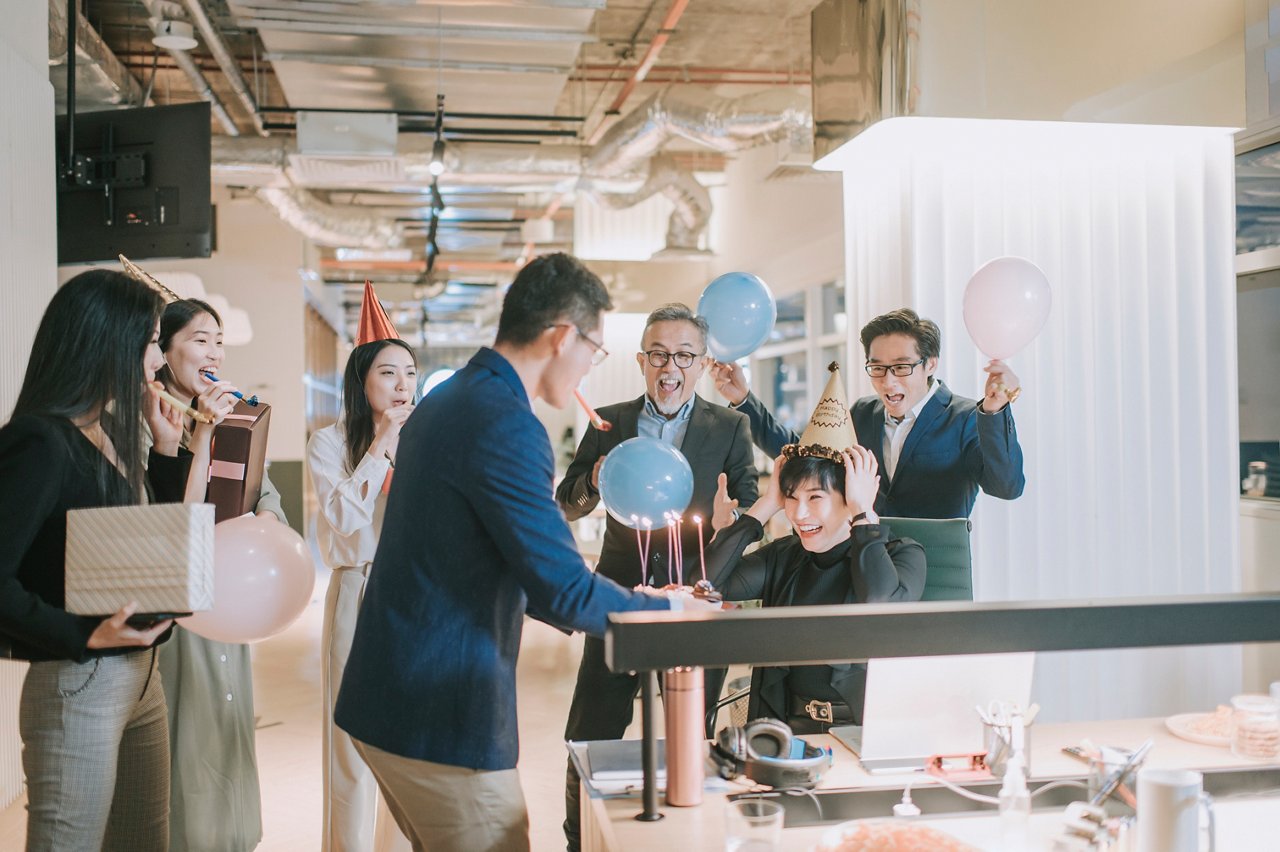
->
<box><xmin>824</xmin><ymin>118</ymin><xmax>1241</xmax><ymax>721</ymax></box>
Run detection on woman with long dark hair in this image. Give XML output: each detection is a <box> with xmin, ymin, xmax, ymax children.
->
<box><xmin>154</xmin><ymin>297</ymin><xmax>283</xmax><ymax>852</ymax></box>
<box><xmin>307</xmin><ymin>286</ymin><xmax>416</xmax><ymax>852</ymax></box>
<box><xmin>0</xmin><ymin>270</ymin><xmax>217</xmax><ymax>850</ymax></box>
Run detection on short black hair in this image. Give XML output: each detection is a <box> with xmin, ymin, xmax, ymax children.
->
<box><xmin>494</xmin><ymin>253</ymin><xmax>613</xmax><ymax>346</ymax></box>
<box><xmin>777</xmin><ymin>454</ymin><xmax>844</xmax><ymax>498</ymax></box>
<box><xmin>859</xmin><ymin>308</ymin><xmax>941</xmax><ymax>361</ymax></box>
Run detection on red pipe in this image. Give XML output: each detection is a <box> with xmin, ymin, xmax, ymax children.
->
<box><xmin>587</xmin><ymin>0</ymin><xmax>691</xmax><ymax>144</ymax></box>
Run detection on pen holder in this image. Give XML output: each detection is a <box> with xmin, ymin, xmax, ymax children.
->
<box><xmin>982</xmin><ymin>719</ymin><xmax>1032</xmax><ymax>778</ymax></box>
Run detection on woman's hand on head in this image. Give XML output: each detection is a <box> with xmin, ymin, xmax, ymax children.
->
<box><xmin>86</xmin><ymin>602</ymin><xmax>172</xmax><ymax>650</ymax></box>
<box><xmin>841</xmin><ymin>446</ymin><xmax>880</xmax><ymax>519</ymax></box>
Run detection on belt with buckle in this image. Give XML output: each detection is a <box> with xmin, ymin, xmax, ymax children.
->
<box><xmin>788</xmin><ymin>695</ymin><xmax>853</xmax><ymax>724</ymax></box>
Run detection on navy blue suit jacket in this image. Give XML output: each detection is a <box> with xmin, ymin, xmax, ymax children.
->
<box><xmin>737</xmin><ymin>380</ymin><xmax>1024</xmax><ymax>518</ymax></box>
<box><xmin>334</xmin><ymin>348</ymin><xmax>670</xmax><ymax>771</ymax></box>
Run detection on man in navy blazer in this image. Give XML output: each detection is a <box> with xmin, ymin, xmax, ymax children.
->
<box><xmin>713</xmin><ymin>308</ymin><xmax>1024</xmax><ymax>519</ymax></box>
<box><xmin>335</xmin><ymin>254</ymin><xmax>710</xmax><ymax>852</ymax></box>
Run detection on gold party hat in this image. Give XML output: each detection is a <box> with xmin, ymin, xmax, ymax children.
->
<box><xmin>781</xmin><ymin>362</ymin><xmax>857</xmax><ymax>463</ymax></box>
<box><xmin>119</xmin><ymin>254</ymin><xmax>180</xmax><ymax>303</ymax></box>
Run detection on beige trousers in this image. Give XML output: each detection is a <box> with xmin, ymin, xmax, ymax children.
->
<box><xmin>354</xmin><ymin>739</ymin><xmax>530</xmax><ymax>852</ymax></box>
<box><xmin>323</xmin><ymin>566</ymin><xmax>410</xmax><ymax>852</ymax></box>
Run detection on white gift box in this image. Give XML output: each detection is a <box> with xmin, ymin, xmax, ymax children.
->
<box><xmin>65</xmin><ymin>502</ymin><xmax>214</xmax><ymax>616</ymax></box>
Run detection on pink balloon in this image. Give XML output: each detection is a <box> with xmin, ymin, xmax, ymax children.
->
<box><xmin>181</xmin><ymin>515</ymin><xmax>315</xmax><ymax>644</ymax></box>
<box><xmin>962</xmin><ymin>257</ymin><xmax>1053</xmax><ymax>360</ymax></box>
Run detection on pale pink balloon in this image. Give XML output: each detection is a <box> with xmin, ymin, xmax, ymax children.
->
<box><xmin>962</xmin><ymin>257</ymin><xmax>1053</xmax><ymax>360</ymax></box>
<box><xmin>181</xmin><ymin>514</ymin><xmax>316</xmax><ymax>644</ymax></box>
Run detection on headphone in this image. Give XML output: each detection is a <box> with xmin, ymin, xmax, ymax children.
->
<box><xmin>708</xmin><ymin>718</ymin><xmax>833</xmax><ymax>789</ymax></box>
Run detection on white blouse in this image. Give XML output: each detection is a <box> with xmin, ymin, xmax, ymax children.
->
<box><xmin>306</xmin><ymin>423</ymin><xmax>391</xmax><ymax>570</ymax></box>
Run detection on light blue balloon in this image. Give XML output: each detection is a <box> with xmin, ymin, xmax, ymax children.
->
<box><xmin>598</xmin><ymin>437</ymin><xmax>694</xmax><ymax>530</ymax></box>
<box><xmin>696</xmin><ymin>272</ymin><xmax>777</xmax><ymax>361</ymax></box>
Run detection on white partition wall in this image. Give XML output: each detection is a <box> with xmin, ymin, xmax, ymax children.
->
<box><xmin>818</xmin><ymin>118</ymin><xmax>1241</xmax><ymax>721</ymax></box>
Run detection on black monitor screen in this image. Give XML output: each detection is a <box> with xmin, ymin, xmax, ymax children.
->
<box><xmin>56</xmin><ymin>102</ymin><xmax>213</xmax><ymax>264</ymax></box>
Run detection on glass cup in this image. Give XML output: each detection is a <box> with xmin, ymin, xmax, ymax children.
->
<box><xmin>983</xmin><ymin>722</ymin><xmax>1032</xmax><ymax>779</ymax></box>
<box><xmin>725</xmin><ymin>797</ymin><xmax>783</xmax><ymax>852</ymax></box>
<box><xmin>1228</xmin><ymin>694</ymin><xmax>1279</xmax><ymax>760</ymax></box>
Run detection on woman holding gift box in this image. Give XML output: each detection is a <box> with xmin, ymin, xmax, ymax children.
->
<box><xmin>154</xmin><ymin>297</ymin><xmax>286</xmax><ymax>852</ymax></box>
<box><xmin>306</xmin><ymin>282</ymin><xmax>415</xmax><ymax>852</ymax></box>
<box><xmin>0</xmin><ymin>270</ymin><xmax>228</xmax><ymax>851</ymax></box>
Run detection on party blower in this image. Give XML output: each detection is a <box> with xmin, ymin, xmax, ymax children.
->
<box><xmin>573</xmin><ymin>389</ymin><xmax>612</xmax><ymax>431</ymax></box>
<box><xmin>201</xmin><ymin>371</ymin><xmax>259</xmax><ymax>406</ymax></box>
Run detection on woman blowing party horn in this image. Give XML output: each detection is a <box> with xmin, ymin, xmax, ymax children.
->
<box><xmin>154</xmin><ymin>294</ymin><xmax>286</xmax><ymax>852</ymax></box>
<box><xmin>0</xmin><ymin>270</ymin><xmax>230</xmax><ymax>850</ymax></box>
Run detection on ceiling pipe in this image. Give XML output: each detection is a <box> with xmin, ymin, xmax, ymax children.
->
<box><xmin>587</xmin><ymin>0</ymin><xmax>691</xmax><ymax>144</ymax></box>
<box><xmin>139</xmin><ymin>0</ymin><xmax>239</xmax><ymax>135</ymax></box>
<box><xmin>180</xmin><ymin>0</ymin><xmax>268</xmax><ymax>136</ymax></box>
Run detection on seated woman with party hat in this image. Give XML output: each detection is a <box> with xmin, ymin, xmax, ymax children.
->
<box><xmin>705</xmin><ymin>363</ymin><xmax>926</xmax><ymax>734</ymax></box>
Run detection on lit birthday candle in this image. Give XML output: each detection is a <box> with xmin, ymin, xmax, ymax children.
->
<box><xmin>693</xmin><ymin>515</ymin><xmax>705</xmax><ymax>583</ymax></box>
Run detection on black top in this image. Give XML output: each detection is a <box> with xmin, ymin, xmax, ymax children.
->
<box><xmin>783</xmin><ymin>537</ymin><xmax>854</xmax><ymax>703</ymax></box>
<box><xmin>705</xmin><ymin>514</ymin><xmax>927</xmax><ymax>724</ymax></box>
<box><xmin>0</xmin><ymin>414</ymin><xmax>191</xmax><ymax>662</ymax></box>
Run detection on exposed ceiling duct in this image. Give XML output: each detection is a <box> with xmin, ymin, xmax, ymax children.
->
<box><xmin>586</xmin><ymin>88</ymin><xmax>812</xmax><ymax>177</ymax></box>
<box><xmin>138</xmin><ymin>0</ymin><xmax>240</xmax><ymax>135</ymax></box>
<box><xmin>48</xmin><ymin>0</ymin><xmax>148</xmax><ymax>110</ymax></box>
<box><xmin>255</xmin><ymin>187</ymin><xmax>405</xmax><ymax>250</ymax></box>
<box><xmin>214</xmin><ymin>88</ymin><xmax>813</xmax><ymax>254</ymax></box>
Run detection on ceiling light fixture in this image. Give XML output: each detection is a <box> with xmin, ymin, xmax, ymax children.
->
<box><xmin>429</xmin><ymin>93</ymin><xmax>447</xmax><ymax>176</ymax></box>
<box><xmin>152</xmin><ymin>19</ymin><xmax>198</xmax><ymax>51</ymax></box>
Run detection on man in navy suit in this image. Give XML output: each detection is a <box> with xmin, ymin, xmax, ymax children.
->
<box><xmin>713</xmin><ymin>308</ymin><xmax>1024</xmax><ymax>518</ymax></box>
<box><xmin>335</xmin><ymin>254</ymin><xmax>712</xmax><ymax>852</ymax></box>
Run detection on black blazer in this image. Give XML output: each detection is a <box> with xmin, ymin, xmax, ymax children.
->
<box><xmin>556</xmin><ymin>394</ymin><xmax>758</xmax><ymax>589</ymax></box>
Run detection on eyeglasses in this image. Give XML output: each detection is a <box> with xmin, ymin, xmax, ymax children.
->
<box><xmin>864</xmin><ymin>358</ymin><xmax>926</xmax><ymax>378</ymax></box>
<box><xmin>548</xmin><ymin>324</ymin><xmax>609</xmax><ymax>366</ymax></box>
<box><xmin>641</xmin><ymin>350</ymin><xmax>705</xmax><ymax>369</ymax></box>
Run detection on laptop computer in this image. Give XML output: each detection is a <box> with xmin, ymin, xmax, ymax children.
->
<box><xmin>829</xmin><ymin>652</ymin><xmax>1035</xmax><ymax>773</ymax></box>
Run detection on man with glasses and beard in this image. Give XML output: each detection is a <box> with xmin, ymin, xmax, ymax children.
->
<box><xmin>556</xmin><ymin>303</ymin><xmax>758</xmax><ymax>852</ymax></box>
<box><xmin>712</xmin><ymin>307</ymin><xmax>1025</xmax><ymax>520</ymax></box>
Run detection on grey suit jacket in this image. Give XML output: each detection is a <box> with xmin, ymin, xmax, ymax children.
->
<box><xmin>556</xmin><ymin>394</ymin><xmax>758</xmax><ymax>589</ymax></box>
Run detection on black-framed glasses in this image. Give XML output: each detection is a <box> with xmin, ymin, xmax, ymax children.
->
<box><xmin>548</xmin><ymin>323</ymin><xmax>609</xmax><ymax>365</ymax></box>
<box><xmin>864</xmin><ymin>358</ymin><xmax>926</xmax><ymax>378</ymax></box>
<box><xmin>641</xmin><ymin>350</ymin><xmax>705</xmax><ymax>369</ymax></box>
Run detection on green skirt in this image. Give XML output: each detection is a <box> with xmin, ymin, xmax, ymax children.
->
<box><xmin>158</xmin><ymin>626</ymin><xmax>263</xmax><ymax>852</ymax></box>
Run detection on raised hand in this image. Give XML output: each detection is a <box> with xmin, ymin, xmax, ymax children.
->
<box><xmin>144</xmin><ymin>382</ymin><xmax>184</xmax><ymax>455</ymax></box>
<box><xmin>194</xmin><ymin>379</ymin><xmax>240</xmax><ymax>426</ymax></box>
<box><xmin>371</xmin><ymin>404</ymin><xmax>415</xmax><ymax>463</ymax></box>
<box><xmin>841</xmin><ymin>446</ymin><xmax>880</xmax><ymax>522</ymax></box>
<box><xmin>981</xmin><ymin>360</ymin><xmax>1022</xmax><ymax>413</ymax></box>
<box><xmin>711</xmin><ymin>472</ymin><xmax>740</xmax><ymax>531</ymax></box>
<box><xmin>709</xmin><ymin>360</ymin><xmax>749</xmax><ymax>406</ymax></box>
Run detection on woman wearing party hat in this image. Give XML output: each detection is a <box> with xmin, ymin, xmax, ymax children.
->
<box><xmin>704</xmin><ymin>363</ymin><xmax>927</xmax><ymax>733</ymax></box>
<box><xmin>307</xmin><ymin>282</ymin><xmax>415</xmax><ymax>852</ymax></box>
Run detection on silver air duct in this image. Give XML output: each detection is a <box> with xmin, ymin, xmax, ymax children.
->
<box><xmin>48</xmin><ymin>0</ymin><xmax>147</xmax><ymax>109</ymax></box>
<box><xmin>255</xmin><ymin>187</ymin><xmax>405</xmax><ymax>249</ymax></box>
<box><xmin>586</xmin><ymin>89</ymin><xmax>812</xmax><ymax>178</ymax></box>
<box><xmin>215</xmin><ymin>89</ymin><xmax>815</xmax><ymax>253</ymax></box>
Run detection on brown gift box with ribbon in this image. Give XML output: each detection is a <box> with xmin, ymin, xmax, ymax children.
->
<box><xmin>208</xmin><ymin>399</ymin><xmax>271</xmax><ymax>522</ymax></box>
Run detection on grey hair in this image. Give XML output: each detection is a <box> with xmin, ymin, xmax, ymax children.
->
<box><xmin>644</xmin><ymin>303</ymin><xmax>709</xmax><ymax>350</ymax></box>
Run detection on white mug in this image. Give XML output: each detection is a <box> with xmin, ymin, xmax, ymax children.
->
<box><xmin>1136</xmin><ymin>768</ymin><xmax>1215</xmax><ymax>852</ymax></box>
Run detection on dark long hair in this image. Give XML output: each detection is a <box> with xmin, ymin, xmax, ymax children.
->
<box><xmin>341</xmin><ymin>339</ymin><xmax>417</xmax><ymax>472</ymax></box>
<box><xmin>155</xmin><ymin>298</ymin><xmax>223</xmax><ymax>394</ymax></box>
<box><xmin>12</xmin><ymin>270</ymin><xmax>164</xmax><ymax>503</ymax></box>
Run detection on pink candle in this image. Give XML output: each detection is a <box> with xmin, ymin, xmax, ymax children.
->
<box><xmin>693</xmin><ymin>515</ymin><xmax>706</xmax><ymax>583</ymax></box>
<box><xmin>674</xmin><ymin>514</ymin><xmax>684</xmax><ymax>586</ymax></box>
<box><xmin>666</xmin><ymin>515</ymin><xmax>676</xmax><ymax>586</ymax></box>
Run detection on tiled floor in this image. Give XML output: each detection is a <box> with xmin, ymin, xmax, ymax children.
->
<box><xmin>0</xmin><ymin>571</ymin><xmax>595</xmax><ymax>851</ymax></box>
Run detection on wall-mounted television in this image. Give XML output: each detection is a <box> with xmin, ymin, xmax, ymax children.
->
<box><xmin>55</xmin><ymin>102</ymin><xmax>214</xmax><ymax>264</ymax></box>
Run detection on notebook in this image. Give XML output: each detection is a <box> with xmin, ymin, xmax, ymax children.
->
<box><xmin>829</xmin><ymin>652</ymin><xmax>1035</xmax><ymax>773</ymax></box>
<box><xmin>580</xmin><ymin>738</ymin><xmax>666</xmax><ymax>781</ymax></box>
